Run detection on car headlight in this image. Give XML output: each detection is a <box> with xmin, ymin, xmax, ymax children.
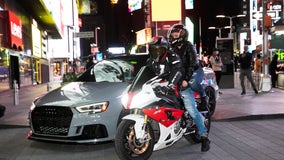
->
<box><xmin>30</xmin><ymin>102</ymin><xmax>36</xmax><ymax>111</ymax></box>
<box><xmin>30</xmin><ymin>96</ymin><xmax>41</xmax><ymax>111</ymax></box>
<box><xmin>76</xmin><ymin>102</ymin><xmax>109</xmax><ymax>113</ymax></box>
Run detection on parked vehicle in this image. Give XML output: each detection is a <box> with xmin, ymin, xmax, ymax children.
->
<box><xmin>27</xmin><ymin>59</ymin><xmax>134</xmax><ymax>143</ymax></box>
<box><xmin>114</xmin><ymin>66</ymin><xmax>212</xmax><ymax>160</ymax></box>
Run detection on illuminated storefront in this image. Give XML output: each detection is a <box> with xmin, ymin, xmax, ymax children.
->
<box><xmin>0</xmin><ymin>10</ymin><xmax>33</xmax><ymax>88</ymax></box>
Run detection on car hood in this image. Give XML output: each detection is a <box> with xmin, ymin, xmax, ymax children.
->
<box><xmin>35</xmin><ymin>82</ymin><xmax>129</xmax><ymax>107</ymax></box>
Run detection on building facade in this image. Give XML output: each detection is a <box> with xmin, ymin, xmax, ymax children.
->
<box><xmin>0</xmin><ymin>0</ymin><xmax>79</xmax><ymax>89</ymax></box>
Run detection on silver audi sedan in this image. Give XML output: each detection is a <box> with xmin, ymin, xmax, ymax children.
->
<box><xmin>27</xmin><ymin>59</ymin><xmax>134</xmax><ymax>143</ymax></box>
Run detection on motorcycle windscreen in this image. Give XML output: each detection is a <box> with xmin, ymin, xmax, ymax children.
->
<box><xmin>128</xmin><ymin>66</ymin><xmax>156</xmax><ymax>93</ymax></box>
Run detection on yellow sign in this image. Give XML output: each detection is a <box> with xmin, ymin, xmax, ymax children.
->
<box><xmin>151</xmin><ymin>0</ymin><xmax>181</xmax><ymax>21</ymax></box>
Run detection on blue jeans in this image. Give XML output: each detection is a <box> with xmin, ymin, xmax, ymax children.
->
<box><xmin>181</xmin><ymin>67</ymin><xmax>208</xmax><ymax>136</ymax></box>
<box><xmin>188</xmin><ymin>67</ymin><xmax>206</xmax><ymax>97</ymax></box>
<box><xmin>181</xmin><ymin>87</ymin><xmax>208</xmax><ymax>136</ymax></box>
<box><xmin>239</xmin><ymin>68</ymin><xmax>257</xmax><ymax>92</ymax></box>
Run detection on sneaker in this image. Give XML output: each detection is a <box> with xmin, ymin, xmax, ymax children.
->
<box><xmin>241</xmin><ymin>91</ymin><xmax>246</xmax><ymax>95</ymax></box>
<box><xmin>200</xmin><ymin>96</ymin><xmax>209</xmax><ymax>109</ymax></box>
<box><xmin>201</xmin><ymin>137</ymin><xmax>211</xmax><ymax>152</ymax></box>
<box><xmin>254</xmin><ymin>89</ymin><xmax>258</xmax><ymax>94</ymax></box>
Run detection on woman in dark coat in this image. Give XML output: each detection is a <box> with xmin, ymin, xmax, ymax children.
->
<box><xmin>269</xmin><ymin>54</ymin><xmax>279</xmax><ymax>88</ymax></box>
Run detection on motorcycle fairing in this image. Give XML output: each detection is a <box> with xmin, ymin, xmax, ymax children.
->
<box><xmin>121</xmin><ymin>114</ymin><xmax>145</xmax><ymax>139</ymax></box>
<box><xmin>153</xmin><ymin>121</ymin><xmax>185</xmax><ymax>151</ymax></box>
<box><xmin>142</xmin><ymin>107</ymin><xmax>184</xmax><ymax>127</ymax></box>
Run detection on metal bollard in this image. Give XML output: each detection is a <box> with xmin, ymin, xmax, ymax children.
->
<box><xmin>13</xmin><ymin>80</ymin><xmax>19</xmax><ymax>106</ymax></box>
<box><xmin>47</xmin><ymin>82</ymin><xmax>52</xmax><ymax>92</ymax></box>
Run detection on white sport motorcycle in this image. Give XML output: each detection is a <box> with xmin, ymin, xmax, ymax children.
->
<box><xmin>114</xmin><ymin>66</ymin><xmax>211</xmax><ymax>160</ymax></box>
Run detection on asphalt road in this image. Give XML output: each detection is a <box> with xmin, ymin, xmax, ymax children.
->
<box><xmin>1</xmin><ymin>118</ymin><xmax>284</xmax><ymax>160</ymax></box>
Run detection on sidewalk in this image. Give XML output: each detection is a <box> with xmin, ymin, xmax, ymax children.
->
<box><xmin>0</xmin><ymin>82</ymin><xmax>284</xmax><ymax>127</ymax></box>
<box><xmin>213</xmin><ymin>88</ymin><xmax>284</xmax><ymax>121</ymax></box>
<box><xmin>0</xmin><ymin>81</ymin><xmax>62</xmax><ymax>126</ymax></box>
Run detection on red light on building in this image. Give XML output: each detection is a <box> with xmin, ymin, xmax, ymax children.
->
<box><xmin>8</xmin><ymin>11</ymin><xmax>22</xmax><ymax>50</ymax></box>
<box><xmin>78</xmin><ymin>18</ymin><xmax>82</xmax><ymax>28</ymax></box>
<box><xmin>0</xmin><ymin>10</ymin><xmax>23</xmax><ymax>50</ymax></box>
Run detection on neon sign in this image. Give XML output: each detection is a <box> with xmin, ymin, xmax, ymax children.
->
<box><xmin>11</xmin><ymin>21</ymin><xmax>22</xmax><ymax>39</ymax></box>
<box><xmin>8</xmin><ymin>11</ymin><xmax>22</xmax><ymax>49</ymax></box>
<box><xmin>276</xmin><ymin>49</ymin><xmax>284</xmax><ymax>60</ymax></box>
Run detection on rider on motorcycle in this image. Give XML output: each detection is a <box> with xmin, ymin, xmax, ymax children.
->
<box><xmin>167</xmin><ymin>24</ymin><xmax>210</xmax><ymax>152</ymax></box>
<box><xmin>147</xmin><ymin>36</ymin><xmax>183</xmax><ymax>93</ymax></box>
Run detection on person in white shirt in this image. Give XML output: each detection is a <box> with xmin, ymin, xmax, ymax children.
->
<box><xmin>209</xmin><ymin>48</ymin><xmax>223</xmax><ymax>94</ymax></box>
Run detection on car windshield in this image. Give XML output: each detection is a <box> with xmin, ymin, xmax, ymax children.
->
<box><xmin>76</xmin><ymin>60</ymin><xmax>134</xmax><ymax>82</ymax></box>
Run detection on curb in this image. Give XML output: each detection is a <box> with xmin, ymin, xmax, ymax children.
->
<box><xmin>0</xmin><ymin>124</ymin><xmax>29</xmax><ymax>129</ymax></box>
<box><xmin>212</xmin><ymin>114</ymin><xmax>284</xmax><ymax>122</ymax></box>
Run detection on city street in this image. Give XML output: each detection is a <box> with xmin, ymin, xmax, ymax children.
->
<box><xmin>1</xmin><ymin>83</ymin><xmax>284</xmax><ymax>160</ymax></box>
<box><xmin>1</xmin><ymin>118</ymin><xmax>284</xmax><ymax>160</ymax></box>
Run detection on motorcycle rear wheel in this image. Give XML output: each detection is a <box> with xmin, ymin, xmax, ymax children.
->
<box><xmin>115</xmin><ymin>119</ymin><xmax>155</xmax><ymax>160</ymax></box>
<box><xmin>205</xmin><ymin>86</ymin><xmax>216</xmax><ymax>116</ymax></box>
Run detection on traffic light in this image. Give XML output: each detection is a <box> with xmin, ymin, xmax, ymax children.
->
<box><xmin>264</xmin><ymin>14</ymin><xmax>272</xmax><ymax>28</ymax></box>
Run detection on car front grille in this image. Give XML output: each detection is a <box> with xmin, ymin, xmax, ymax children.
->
<box><xmin>31</xmin><ymin>106</ymin><xmax>73</xmax><ymax>136</ymax></box>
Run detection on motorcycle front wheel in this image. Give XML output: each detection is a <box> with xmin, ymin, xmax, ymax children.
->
<box><xmin>114</xmin><ymin>119</ymin><xmax>155</xmax><ymax>160</ymax></box>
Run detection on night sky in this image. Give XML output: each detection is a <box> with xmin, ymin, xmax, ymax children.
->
<box><xmin>93</xmin><ymin>0</ymin><xmax>243</xmax><ymax>54</ymax></box>
<box><xmin>197</xmin><ymin>0</ymin><xmax>243</xmax><ymax>52</ymax></box>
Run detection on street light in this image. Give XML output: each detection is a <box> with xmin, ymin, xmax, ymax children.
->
<box><xmin>95</xmin><ymin>27</ymin><xmax>100</xmax><ymax>47</ymax></box>
<box><xmin>216</xmin><ymin>14</ymin><xmax>246</xmax><ymax>38</ymax></box>
<box><xmin>208</xmin><ymin>26</ymin><xmax>231</xmax><ymax>38</ymax></box>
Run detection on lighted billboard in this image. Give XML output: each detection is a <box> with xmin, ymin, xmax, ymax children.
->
<box><xmin>136</xmin><ymin>28</ymin><xmax>152</xmax><ymax>45</ymax></box>
<box><xmin>32</xmin><ymin>24</ymin><xmax>42</xmax><ymax>58</ymax></box>
<box><xmin>128</xmin><ymin>0</ymin><xmax>143</xmax><ymax>12</ymax></box>
<box><xmin>151</xmin><ymin>0</ymin><xmax>182</xmax><ymax>21</ymax></box>
<box><xmin>7</xmin><ymin>11</ymin><xmax>23</xmax><ymax>50</ymax></box>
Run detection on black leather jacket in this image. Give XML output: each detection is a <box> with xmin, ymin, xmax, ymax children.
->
<box><xmin>147</xmin><ymin>50</ymin><xmax>183</xmax><ymax>87</ymax></box>
<box><xmin>171</xmin><ymin>41</ymin><xmax>200</xmax><ymax>81</ymax></box>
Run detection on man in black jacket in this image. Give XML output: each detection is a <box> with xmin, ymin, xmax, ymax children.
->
<box><xmin>167</xmin><ymin>24</ymin><xmax>210</xmax><ymax>152</ymax></box>
<box><xmin>147</xmin><ymin>36</ymin><xmax>183</xmax><ymax>90</ymax></box>
<box><xmin>239</xmin><ymin>45</ymin><xmax>258</xmax><ymax>95</ymax></box>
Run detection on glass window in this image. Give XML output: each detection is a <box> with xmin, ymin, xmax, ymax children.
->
<box><xmin>76</xmin><ymin>60</ymin><xmax>134</xmax><ymax>83</ymax></box>
<box><xmin>93</xmin><ymin>61</ymin><xmax>122</xmax><ymax>82</ymax></box>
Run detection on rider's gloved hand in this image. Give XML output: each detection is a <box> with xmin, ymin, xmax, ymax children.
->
<box><xmin>155</xmin><ymin>84</ymin><xmax>175</xmax><ymax>95</ymax></box>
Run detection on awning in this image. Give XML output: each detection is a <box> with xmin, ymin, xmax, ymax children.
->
<box><xmin>16</xmin><ymin>0</ymin><xmax>62</xmax><ymax>39</ymax></box>
<box><xmin>271</xmin><ymin>20</ymin><xmax>284</xmax><ymax>33</ymax></box>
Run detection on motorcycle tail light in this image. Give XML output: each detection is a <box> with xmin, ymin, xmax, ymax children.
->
<box><xmin>194</xmin><ymin>92</ymin><xmax>200</xmax><ymax>98</ymax></box>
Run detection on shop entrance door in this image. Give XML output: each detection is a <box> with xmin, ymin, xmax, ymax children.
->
<box><xmin>33</xmin><ymin>59</ymin><xmax>41</xmax><ymax>84</ymax></box>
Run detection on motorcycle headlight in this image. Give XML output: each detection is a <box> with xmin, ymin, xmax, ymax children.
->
<box><xmin>121</xmin><ymin>93</ymin><xmax>129</xmax><ymax>108</ymax></box>
<box><xmin>76</xmin><ymin>102</ymin><xmax>109</xmax><ymax>113</ymax></box>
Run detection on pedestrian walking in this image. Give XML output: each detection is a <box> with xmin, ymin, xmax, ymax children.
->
<box><xmin>209</xmin><ymin>48</ymin><xmax>223</xmax><ymax>94</ymax></box>
<box><xmin>239</xmin><ymin>45</ymin><xmax>258</xmax><ymax>95</ymax></box>
<box><xmin>254</xmin><ymin>54</ymin><xmax>262</xmax><ymax>73</ymax></box>
<box><xmin>254</xmin><ymin>54</ymin><xmax>262</xmax><ymax>90</ymax></box>
<box><xmin>85</xmin><ymin>55</ymin><xmax>95</xmax><ymax>70</ymax></box>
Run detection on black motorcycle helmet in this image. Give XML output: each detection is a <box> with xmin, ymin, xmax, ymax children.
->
<box><xmin>148</xmin><ymin>36</ymin><xmax>168</xmax><ymax>62</ymax></box>
<box><xmin>167</xmin><ymin>23</ymin><xmax>188</xmax><ymax>48</ymax></box>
